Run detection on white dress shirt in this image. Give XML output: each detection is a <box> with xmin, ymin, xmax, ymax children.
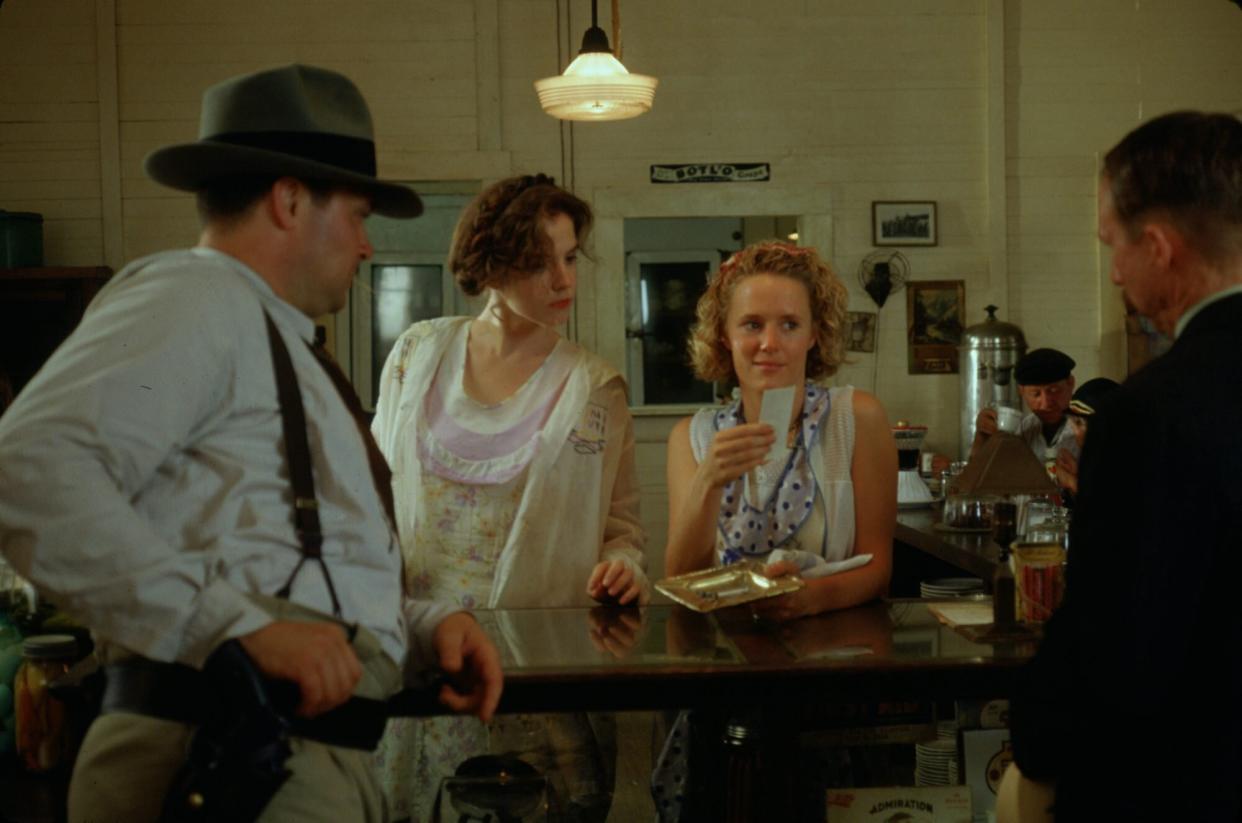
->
<box><xmin>1018</xmin><ymin>412</ymin><xmax>1080</xmax><ymax>475</ymax></box>
<box><xmin>0</xmin><ymin>248</ymin><xmax>452</xmax><ymax>670</ymax></box>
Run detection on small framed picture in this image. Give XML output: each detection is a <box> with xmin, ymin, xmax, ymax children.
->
<box><xmin>845</xmin><ymin>311</ymin><xmax>877</xmax><ymax>353</ymax></box>
<box><xmin>907</xmin><ymin>279</ymin><xmax>964</xmax><ymax>374</ymax></box>
<box><xmin>873</xmin><ymin>201</ymin><xmax>938</xmax><ymax>247</ymax></box>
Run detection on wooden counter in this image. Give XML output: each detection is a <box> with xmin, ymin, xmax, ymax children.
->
<box><xmin>892</xmin><ymin>506</ymin><xmax>1003</xmax><ymax>595</ymax></box>
<box><xmin>390</xmin><ymin>600</ymin><xmax>1030</xmax><ymax>717</ymax></box>
<box><xmin>389</xmin><ymin>600</ymin><xmax>1030</xmax><ymax>820</ymax></box>
<box><xmin>4</xmin><ymin>601</ymin><xmax>1028</xmax><ymax>822</ymax></box>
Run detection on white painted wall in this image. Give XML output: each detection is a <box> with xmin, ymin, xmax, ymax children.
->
<box><xmin>2</xmin><ymin>0</ymin><xmax>1240</xmax><ymax>570</ymax></box>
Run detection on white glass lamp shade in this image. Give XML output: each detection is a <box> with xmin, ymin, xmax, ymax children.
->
<box><xmin>534</xmin><ymin>52</ymin><xmax>658</xmax><ymax>122</ymax></box>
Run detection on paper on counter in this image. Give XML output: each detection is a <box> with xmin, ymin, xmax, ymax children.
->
<box><xmin>927</xmin><ymin>601</ymin><xmax>994</xmax><ymax>627</ymax></box>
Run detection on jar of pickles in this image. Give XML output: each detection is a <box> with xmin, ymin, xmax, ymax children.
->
<box><xmin>14</xmin><ymin>634</ymin><xmax>78</xmax><ymax>772</ymax></box>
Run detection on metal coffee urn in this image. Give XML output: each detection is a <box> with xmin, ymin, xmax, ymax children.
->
<box><xmin>958</xmin><ymin>305</ymin><xmax>1027</xmax><ymax>459</ymax></box>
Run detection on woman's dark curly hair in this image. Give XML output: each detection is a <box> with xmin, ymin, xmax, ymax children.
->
<box><xmin>688</xmin><ymin>241</ymin><xmax>848</xmax><ymax>383</ymax></box>
<box><xmin>447</xmin><ymin>174</ymin><xmax>593</xmax><ymax>296</ymax></box>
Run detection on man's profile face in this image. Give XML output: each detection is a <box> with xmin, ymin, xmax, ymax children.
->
<box><xmin>298</xmin><ymin>188</ymin><xmax>374</xmax><ymax>317</ymax></box>
<box><xmin>1098</xmin><ymin>177</ymin><xmax>1168</xmax><ymax>331</ymax></box>
<box><xmin>1019</xmin><ymin>378</ymin><xmax>1074</xmax><ymax>425</ymax></box>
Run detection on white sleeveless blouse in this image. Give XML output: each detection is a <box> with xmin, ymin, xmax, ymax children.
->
<box><xmin>689</xmin><ymin>384</ymin><xmax>857</xmax><ymax>565</ymax></box>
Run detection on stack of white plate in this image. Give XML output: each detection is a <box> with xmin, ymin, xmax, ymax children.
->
<box><xmin>920</xmin><ymin>577</ymin><xmax>986</xmax><ymax>599</ymax></box>
<box><xmin>937</xmin><ymin>721</ymin><xmax>961</xmax><ymax>784</ymax></box>
<box><xmin>915</xmin><ymin>738</ymin><xmax>958</xmax><ymax>786</ymax></box>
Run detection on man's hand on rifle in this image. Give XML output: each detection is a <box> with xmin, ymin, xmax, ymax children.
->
<box><xmin>238</xmin><ymin>621</ymin><xmax>362</xmax><ymax>717</ymax></box>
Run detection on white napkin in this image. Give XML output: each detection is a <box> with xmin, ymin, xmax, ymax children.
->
<box><xmin>766</xmin><ymin>550</ymin><xmax>873</xmax><ymax>580</ymax></box>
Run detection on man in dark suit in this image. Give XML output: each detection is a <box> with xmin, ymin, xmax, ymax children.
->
<box><xmin>1001</xmin><ymin>111</ymin><xmax>1242</xmax><ymax>821</ymax></box>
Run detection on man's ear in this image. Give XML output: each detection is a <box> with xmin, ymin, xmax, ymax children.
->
<box><xmin>267</xmin><ymin>177</ymin><xmax>304</xmax><ymax>230</ymax></box>
<box><xmin>1142</xmin><ymin>220</ymin><xmax>1178</xmax><ymax>270</ymax></box>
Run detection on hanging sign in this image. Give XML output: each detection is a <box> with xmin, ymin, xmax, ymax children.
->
<box><xmin>650</xmin><ymin>163</ymin><xmax>770</xmax><ymax>184</ymax></box>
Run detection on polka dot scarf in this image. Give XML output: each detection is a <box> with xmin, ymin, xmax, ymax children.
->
<box><xmin>715</xmin><ymin>383</ymin><xmax>831</xmax><ymax>564</ymax></box>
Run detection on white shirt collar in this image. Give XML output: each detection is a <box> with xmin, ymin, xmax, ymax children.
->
<box><xmin>190</xmin><ymin>247</ymin><xmax>316</xmax><ymax>343</ymax></box>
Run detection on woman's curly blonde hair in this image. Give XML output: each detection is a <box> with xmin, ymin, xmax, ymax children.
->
<box><xmin>447</xmin><ymin>173</ymin><xmax>592</xmax><ymax>296</ymax></box>
<box><xmin>688</xmin><ymin>241</ymin><xmax>848</xmax><ymax>383</ymax></box>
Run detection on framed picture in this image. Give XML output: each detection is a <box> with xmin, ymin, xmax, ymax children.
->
<box><xmin>873</xmin><ymin>201</ymin><xmax>938</xmax><ymax>246</ymax></box>
<box><xmin>845</xmin><ymin>311</ymin><xmax>877</xmax><ymax>353</ymax></box>
<box><xmin>907</xmin><ymin>280</ymin><xmax>964</xmax><ymax>374</ymax></box>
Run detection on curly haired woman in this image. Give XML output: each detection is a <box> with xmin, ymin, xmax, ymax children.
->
<box><xmin>665</xmin><ymin>241</ymin><xmax>896</xmax><ymax>620</ymax></box>
<box><xmin>370</xmin><ymin>174</ymin><xmax>648</xmax><ymax>821</ymax></box>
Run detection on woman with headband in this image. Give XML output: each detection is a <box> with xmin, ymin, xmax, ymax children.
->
<box><xmin>371</xmin><ymin>174</ymin><xmax>648</xmax><ymax>822</ymax></box>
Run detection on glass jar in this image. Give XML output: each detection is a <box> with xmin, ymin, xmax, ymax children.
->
<box><xmin>1028</xmin><ymin>513</ymin><xmax>1071</xmax><ymax>549</ymax></box>
<box><xmin>943</xmin><ymin>493</ymin><xmax>998</xmax><ymax>530</ymax></box>
<box><xmin>14</xmin><ymin>633</ymin><xmax>77</xmax><ymax>772</ymax></box>
<box><xmin>1018</xmin><ymin>496</ymin><xmax>1059</xmax><ymax>538</ymax></box>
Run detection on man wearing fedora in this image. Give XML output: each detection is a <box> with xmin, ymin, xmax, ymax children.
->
<box><xmin>0</xmin><ymin>64</ymin><xmax>502</xmax><ymax>821</ymax></box>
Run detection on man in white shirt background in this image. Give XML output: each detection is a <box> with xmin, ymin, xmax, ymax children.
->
<box><xmin>970</xmin><ymin>347</ymin><xmax>1078</xmax><ymax>477</ymax></box>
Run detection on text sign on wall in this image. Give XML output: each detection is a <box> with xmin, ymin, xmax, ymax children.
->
<box><xmin>650</xmin><ymin>163</ymin><xmax>770</xmax><ymax>184</ymax></box>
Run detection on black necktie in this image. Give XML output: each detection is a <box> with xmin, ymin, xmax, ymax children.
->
<box><xmin>307</xmin><ymin>342</ymin><xmax>398</xmax><ymax>531</ymax></box>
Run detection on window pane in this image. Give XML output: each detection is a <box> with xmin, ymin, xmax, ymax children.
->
<box><xmin>371</xmin><ymin>264</ymin><xmax>442</xmax><ymax>401</ymax></box>
<box><xmin>636</xmin><ymin>261</ymin><xmax>715</xmax><ymax>405</ymax></box>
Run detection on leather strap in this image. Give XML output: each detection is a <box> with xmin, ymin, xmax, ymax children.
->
<box><xmin>305</xmin><ymin>339</ymin><xmax>396</xmax><ymax>529</ymax></box>
<box><xmin>263</xmin><ymin>311</ymin><xmax>343</xmax><ymax>618</ymax></box>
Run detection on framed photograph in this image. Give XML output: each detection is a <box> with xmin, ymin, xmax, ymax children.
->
<box><xmin>873</xmin><ymin>201</ymin><xmax>938</xmax><ymax>246</ymax></box>
<box><xmin>845</xmin><ymin>311</ymin><xmax>877</xmax><ymax>353</ymax></box>
<box><xmin>907</xmin><ymin>280</ymin><xmax>964</xmax><ymax>374</ymax></box>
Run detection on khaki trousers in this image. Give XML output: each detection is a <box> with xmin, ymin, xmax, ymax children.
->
<box><xmin>68</xmin><ymin>596</ymin><xmax>402</xmax><ymax>823</ymax></box>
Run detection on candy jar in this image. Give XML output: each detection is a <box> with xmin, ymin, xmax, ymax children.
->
<box><xmin>14</xmin><ymin>634</ymin><xmax>78</xmax><ymax>772</ymax></box>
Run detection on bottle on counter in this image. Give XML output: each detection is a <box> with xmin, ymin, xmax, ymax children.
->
<box><xmin>992</xmin><ymin>552</ymin><xmax>1017</xmax><ymax>626</ymax></box>
<box><xmin>14</xmin><ymin>634</ymin><xmax>78</xmax><ymax>772</ymax></box>
<box><xmin>991</xmin><ymin>501</ymin><xmax>1018</xmax><ymax>625</ymax></box>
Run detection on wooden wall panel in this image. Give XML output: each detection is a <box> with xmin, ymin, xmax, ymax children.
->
<box><xmin>3</xmin><ymin>0</ymin><xmax>1240</xmax><ymax>558</ymax></box>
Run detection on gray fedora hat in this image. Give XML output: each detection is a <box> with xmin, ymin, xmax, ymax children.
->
<box><xmin>144</xmin><ymin>64</ymin><xmax>422</xmax><ymax>218</ymax></box>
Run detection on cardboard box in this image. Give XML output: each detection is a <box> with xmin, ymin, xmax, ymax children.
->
<box><xmin>961</xmin><ymin>729</ymin><xmax>1012</xmax><ymax>821</ymax></box>
<box><xmin>827</xmin><ymin>786</ymin><xmax>972</xmax><ymax>823</ymax></box>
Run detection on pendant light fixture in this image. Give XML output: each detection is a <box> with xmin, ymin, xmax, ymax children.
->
<box><xmin>534</xmin><ymin>0</ymin><xmax>657</xmax><ymax>122</ymax></box>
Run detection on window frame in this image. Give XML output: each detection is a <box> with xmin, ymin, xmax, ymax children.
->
<box><xmin>624</xmin><ymin>249</ymin><xmax>723</xmax><ymax>411</ymax></box>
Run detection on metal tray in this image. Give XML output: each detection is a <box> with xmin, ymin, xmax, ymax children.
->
<box><xmin>655</xmin><ymin>560</ymin><xmax>804</xmax><ymax>613</ymax></box>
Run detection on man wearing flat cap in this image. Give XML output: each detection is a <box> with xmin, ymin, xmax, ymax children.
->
<box><xmin>0</xmin><ymin>64</ymin><xmax>501</xmax><ymax>822</ymax></box>
<box><xmin>971</xmin><ymin>347</ymin><xmax>1079</xmax><ymax>477</ymax></box>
